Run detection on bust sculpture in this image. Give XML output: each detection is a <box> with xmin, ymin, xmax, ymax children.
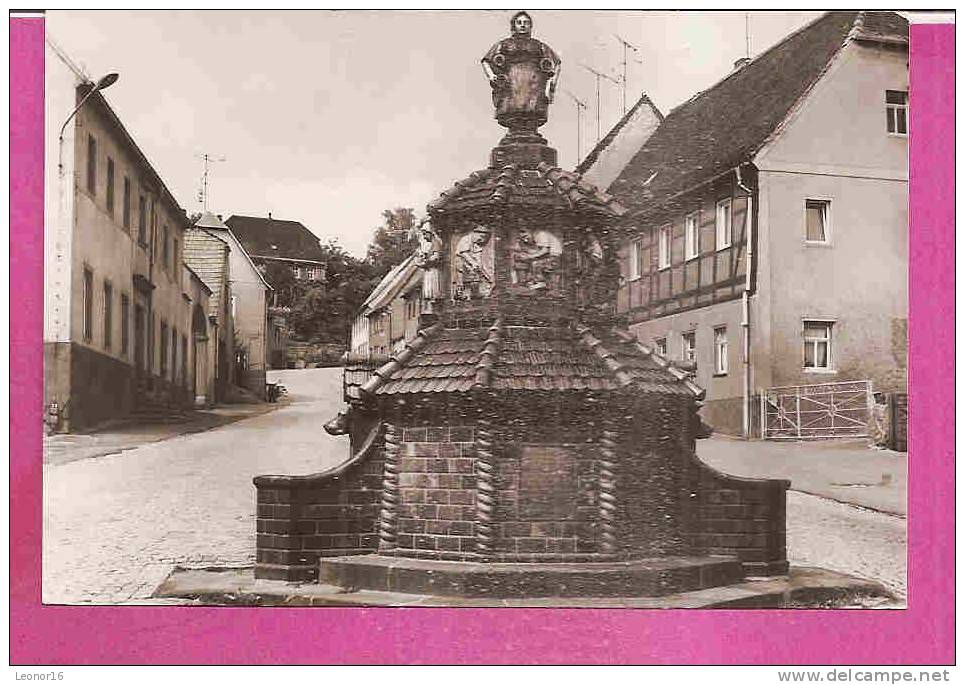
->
<box><xmin>481</xmin><ymin>11</ymin><xmax>561</xmax><ymax>133</ymax></box>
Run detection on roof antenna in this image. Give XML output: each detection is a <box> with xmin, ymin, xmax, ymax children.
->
<box><xmin>195</xmin><ymin>153</ymin><xmax>226</xmax><ymax>211</ymax></box>
<box><xmin>613</xmin><ymin>34</ymin><xmax>643</xmax><ymax>115</ymax></box>
<box><xmin>581</xmin><ymin>64</ymin><xmax>621</xmax><ymax>144</ymax></box>
<box><xmin>745</xmin><ymin>13</ymin><xmax>752</xmax><ymax>58</ymax></box>
<box><xmin>564</xmin><ymin>90</ymin><xmax>588</xmax><ymax>166</ymax></box>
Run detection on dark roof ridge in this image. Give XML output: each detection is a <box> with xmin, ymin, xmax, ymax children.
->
<box><xmin>611</xmin><ymin>328</ymin><xmax>705</xmax><ymax>399</ymax></box>
<box><xmin>668</xmin><ymin>11</ymin><xmax>852</xmax><ymax>119</ymax></box>
<box><xmin>575</xmin><ymin>324</ymin><xmax>634</xmax><ymax>388</ymax></box>
<box><xmin>359</xmin><ymin>323</ymin><xmax>444</xmax><ymax>397</ymax></box>
<box><xmin>473</xmin><ymin>317</ymin><xmax>504</xmax><ymax>388</ymax></box>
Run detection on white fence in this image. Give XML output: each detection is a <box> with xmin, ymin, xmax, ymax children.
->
<box><xmin>760</xmin><ymin>380</ymin><xmax>873</xmax><ymax>440</ymax></box>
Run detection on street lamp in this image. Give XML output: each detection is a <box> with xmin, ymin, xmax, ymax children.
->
<box><xmin>58</xmin><ymin>72</ymin><xmax>119</xmax><ymax>171</ymax></box>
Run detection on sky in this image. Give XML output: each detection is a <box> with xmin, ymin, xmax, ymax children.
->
<box><xmin>49</xmin><ymin>10</ymin><xmax>823</xmax><ymax>258</ymax></box>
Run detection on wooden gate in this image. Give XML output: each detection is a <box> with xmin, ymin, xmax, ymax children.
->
<box><xmin>760</xmin><ymin>380</ymin><xmax>873</xmax><ymax>440</ymax></box>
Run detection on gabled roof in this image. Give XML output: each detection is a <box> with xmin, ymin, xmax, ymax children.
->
<box><xmin>193</xmin><ymin>212</ymin><xmax>272</xmax><ymax>290</ymax></box>
<box><xmin>575</xmin><ymin>93</ymin><xmax>663</xmax><ymax>177</ymax></box>
<box><xmin>362</xmin><ymin>253</ymin><xmax>421</xmax><ymax>315</ymax></box>
<box><xmin>224</xmin><ymin>214</ymin><xmax>328</xmax><ymax>263</ymax></box>
<box><xmin>358</xmin><ymin>320</ymin><xmax>702</xmax><ymax>398</ymax></box>
<box><xmin>607</xmin><ymin>11</ymin><xmax>907</xmax><ymax>216</ymax></box>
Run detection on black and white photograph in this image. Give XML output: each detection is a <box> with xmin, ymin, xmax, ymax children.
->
<box><xmin>42</xmin><ymin>9</ymin><xmax>909</xmax><ymax>610</ymax></box>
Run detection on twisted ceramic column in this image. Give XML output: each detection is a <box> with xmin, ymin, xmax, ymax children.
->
<box><xmin>378</xmin><ymin>419</ymin><xmax>401</xmax><ymax>552</ymax></box>
<box><xmin>474</xmin><ymin>414</ymin><xmax>496</xmax><ymax>560</ymax></box>
<box><xmin>598</xmin><ymin>421</ymin><xmax>619</xmax><ymax>556</ymax></box>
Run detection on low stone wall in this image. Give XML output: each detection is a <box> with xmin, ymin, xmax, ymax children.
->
<box><xmin>253</xmin><ymin>420</ymin><xmax>384</xmax><ymax>582</ymax></box>
<box><xmin>691</xmin><ymin>459</ymin><xmax>789</xmax><ymax>576</ymax></box>
<box><xmin>253</xmin><ymin>405</ymin><xmax>790</xmax><ymax>582</ymax></box>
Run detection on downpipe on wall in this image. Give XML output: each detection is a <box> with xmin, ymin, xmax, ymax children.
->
<box><xmin>735</xmin><ymin>165</ymin><xmax>754</xmax><ymax>440</ymax></box>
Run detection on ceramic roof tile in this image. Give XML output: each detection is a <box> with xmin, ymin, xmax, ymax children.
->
<box><xmin>225</xmin><ymin>214</ymin><xmax>327</xmax><ymax>262</ymax></box>
<box><xmin>369</xmin><ymin>322</ymin><xmax>701</xmax><ymax>397</ymax></box>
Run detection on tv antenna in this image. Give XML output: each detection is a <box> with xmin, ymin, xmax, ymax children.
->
<box><xmin>196</xmin><ymin>153</ymin><xmax>226</xmax><ymax>211</ymax></box>
<box><xmin>581</xmin><ymin>64</ymin><xmax>620</xmax><ymax>144</ymax></box>
<box><xmin>564</xmin><ymin>90</ymin><xmax>588</xmax><ymax>166</ymax></box>
<box><xmin>613</xmin><ymin>34</ymin><xmax>644</xmax><ymax>114</ymax></box>
<box><xmin>745</xmin><ymin>13</ymin><xmax>752</xmax><ymax>58</ymax></box>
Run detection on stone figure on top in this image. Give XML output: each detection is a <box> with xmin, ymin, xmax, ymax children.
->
<box><xmin>481</xmin><ymin>11</ymin><xmax>561</xmax><ymax>133</ymax></box>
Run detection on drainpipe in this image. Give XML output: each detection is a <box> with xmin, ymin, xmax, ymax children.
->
<box><xmin>735</xmin><ymin>165</ymin><xmax>754</xmax><ymax>439</ymax></box>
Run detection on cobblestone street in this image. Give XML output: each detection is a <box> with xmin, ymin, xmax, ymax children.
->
<box><xmin>43</xmin><ymin>367</ymin><xmax>906</xmax><ymax>604</ymax></box>
<box><xmin>42</xmin><ymin>368</ymin><xmax>347</xmax><ymax>604</ymax></box>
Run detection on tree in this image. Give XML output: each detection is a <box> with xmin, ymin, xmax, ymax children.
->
<box><xmin>365</xmin><ymin>207</ymin><xmax>419</xmax><ymax>279</ymax></box>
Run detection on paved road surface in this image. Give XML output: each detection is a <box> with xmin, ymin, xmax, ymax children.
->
<box><xmin>42</xmin><ymin>368</ymin><xmax>348</xmax><ymax>604</ymax></box>
<box><xmin>42</xmin><ymin>367</ymin><xmax>905</xmax><ymax>604</ymax></box>
<box><xmin>698</xmin><ymin>436</ymin><xmax>907</xmax><ymax>516</ymax></box>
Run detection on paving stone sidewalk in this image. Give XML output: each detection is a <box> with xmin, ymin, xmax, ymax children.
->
<box><xmin>43</xmin><ymin>403</ymin><xmax>279</xmax><ymax>467</ymax></box>
<box><xmin>697</xmin><ymin>436</ymin><xmax>907</xmax><ymax>516</ymax></box>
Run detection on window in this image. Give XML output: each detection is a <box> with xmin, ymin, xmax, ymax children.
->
<box><xmin>655</xmin><ymin>337</ymin><xmax>667</xmax><ymax>356</ymax></box>
<box><xmin>682</xmin><ymin>331</ymin><xmax>696</xmax><ymax>363</ymax></box>
<box><xmin>120</xmin><ymin>294</ymin><xmax>130</xmax><ymax>356</ymax></box>
<box><xmin>106</xmin><ymin>158</ymin><xmax>115</xmax><ymax>216</ymax></box>
<box><xmin>150</xmin><ymin>201</ymin><xmax>157</xmax><ymax>256</ymax></box>
<box><xmin>628</xmin><ymin>240</ymin><xmax>642</xmax><ymax>280</ymax></box>
<box><xmin>82</xmin><ymin>267</ymin><xmax>94</xmax><ymax>342</ymax></box>
<box><xmin>803</xmin><ymin>320</ymin><xmax>833</xmax><ymax>370</ymax></box>
<box><xmin>162</xmin><ymin>225</ymin><xmax>169</xmax><ymax>270</ymax></box>
<box><xmin>103</xmin><ymin>280</ymin><xmax>113</xmax><ymax>350</ymax></box>
<box><xmin>715</xmin><ymin>199</ymin><xmax>732</xmax><ymax>250</ymax></box>
<box><xmin>122</xmin><ymin>177</ymin><xmax>131</xmax><ymax>230</ymax></box>
<box><xmin>292</xmin><ymin>264</ymin><xmax>303</xmax><ymax>279</ymax></box>
<box><xmin>685</xmin><ymin>213</ymin><xmax>699</xmax><ymax>260</ymax></box>
<box><xmin>805</xmin><ymin>199</ymin><xmax>830</xmax><ymax>243</ymax></box>
<box><xmin>160</xmin><ymin>322</ymin><xmax>168</xmax><ymax>378</ymax></box>
<box><xmin>138</xmin><ymin>195</ymin><xmax>147</xmax><ymax>245</ymax></box>
<box><xmin>86</xmin><ymin>135</ymin><xmax>96</xmax><ymax>194</ymax></box>
<box><xmin>657</xmin><ymin>225</ymin><xmax>671</xmax><ymax>270</ymax></box>
<box><xmin>713</xmin><ymin>327</ymin><xmax>728</xmax><ymax>375</ymax></box>
<box><xmin>172</xmin><ymin>237</ymin><xmax>179</xmax><ymax>274</ymax></box>
<box><xmin>886</xmin><ymin>90</ymin><xmax>908</xmax><ymax>136</ymax></box>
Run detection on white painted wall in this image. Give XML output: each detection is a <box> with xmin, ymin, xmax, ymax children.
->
<box><xmin>755</xmin><ymin>40</ymin><xmax>908</xmax><ymax>392</ymax></box>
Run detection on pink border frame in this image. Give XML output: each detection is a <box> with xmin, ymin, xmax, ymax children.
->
<box><xmin>10</xmin><ymin>17</ymin><xmax>954</xmax><ymax>665</ymax></box>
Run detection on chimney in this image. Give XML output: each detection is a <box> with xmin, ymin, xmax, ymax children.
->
<box><xmin>733</xmin><ymin>57</ymin><xmax>752</xmax><ymax>72</ymax></box>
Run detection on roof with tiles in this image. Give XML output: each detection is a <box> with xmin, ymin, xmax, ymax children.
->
<box><xmin>359</xmin><ymin>320</ymin><xmax>701</xmax><ymax>398</ymax></box>
<box><xmin>428</xmin><ymin>162</ymin><xmax>626</xmax><ymax>217</ymax></box>
<box><xmin>224</xmin><ymin>214</ymin><xmax>327</xmax><ymax>263</ymax></box>
<box><xmin>606</xmin><ymin>11</ymin><xmax>907</xmax><ymax>215</ymax></box>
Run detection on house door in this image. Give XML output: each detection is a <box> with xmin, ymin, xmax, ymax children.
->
<box><xmin>134</xmin><ymin>304</ymin><xmax>145</xmax><ymax>377</ymax></box>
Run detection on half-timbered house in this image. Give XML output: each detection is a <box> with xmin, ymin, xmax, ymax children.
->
<box><xmin>596</xmin><ymin>11</ymin><xmax>908</xmax><ymax>436</ymax></box>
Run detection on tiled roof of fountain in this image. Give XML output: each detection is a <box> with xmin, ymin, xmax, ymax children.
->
<box><xmin>427</xmin><ymin>162</ymin><xmax>626</xmax><ymax>217</ymax></box>
<box><xmin>359</xmin><ymin>320</ymin><xmax>702</xmax><ymax>398</ymax></box>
